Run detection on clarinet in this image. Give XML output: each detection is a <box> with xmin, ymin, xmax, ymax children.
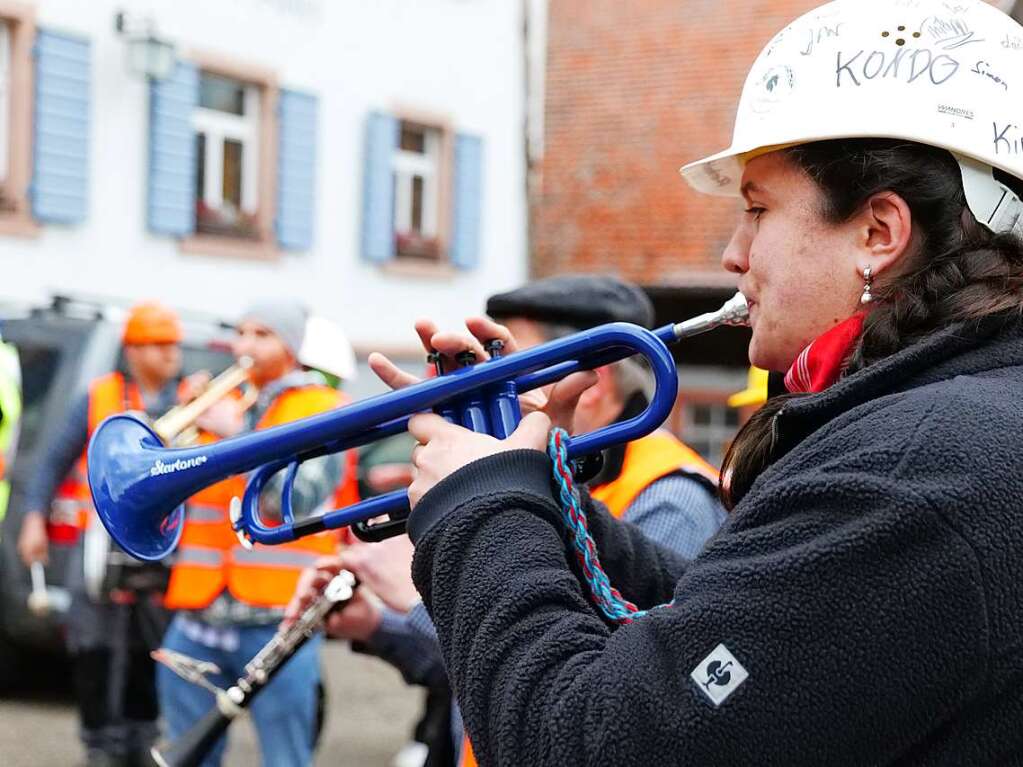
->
<box><xmin>151</xmin><ymin>570</ymin><xmax>357</xmax><ymax>767</ymax></box>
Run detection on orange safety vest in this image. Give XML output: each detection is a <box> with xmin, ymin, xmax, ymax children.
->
<box><xmin>164</xmin><ymin>385</ymin><xmax>360</xmax><ymax>610</ymax></box>
<box><xmin>54</xmin><ymin>372</ymin><xmax>146</xmax><ymax>534</ymax></box>
<box><xmin>458</xmin><ymin>431</ymin><xmax>718</xmax><ymax>767</ymax></box>
<box><xmin>590</xmin><ymin>430</ymin><xmax>719</xmax><ymax>518</ymax></box>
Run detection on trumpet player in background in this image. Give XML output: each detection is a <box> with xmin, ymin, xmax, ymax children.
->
<box><xmin>157</xmin><ymin>300</ymin><xmax>358</xmax><ymax>767</ymax></box>
<box><xmin>18</xmin><ymin>301</ymin><xmax>194</xmax><ymax>767</ymax></box>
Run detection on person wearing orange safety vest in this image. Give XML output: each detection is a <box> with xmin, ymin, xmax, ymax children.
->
<box><xmin>19</xmin><ymin>301</ymin><xmax>190</xmax><ymax>766</ymax></box>
<box><xmin>157</xmin><ymin>300</ymin><xmax>357</xmax><ymax>767</ymax></box>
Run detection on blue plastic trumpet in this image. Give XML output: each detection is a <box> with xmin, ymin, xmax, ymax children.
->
<box><xmin>87</xmin><ymin>293</ymin><xmax>748</xmax><ymax>561</ymax></box>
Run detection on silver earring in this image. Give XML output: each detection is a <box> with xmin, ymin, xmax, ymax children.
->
<box><xmin>860</xmin><ymin>266</ymin><xmax>874</xmax><ymax>305</ymax></box>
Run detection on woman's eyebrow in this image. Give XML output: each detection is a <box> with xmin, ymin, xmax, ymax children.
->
<box><xmin>741</xmin><ymin>180</ymin><xmax>766</xmax><ymax>200</ymax></box>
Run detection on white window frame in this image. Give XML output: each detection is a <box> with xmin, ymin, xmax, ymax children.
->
<box><xmin>192</xmin><ymin>79</ymin><xmax>260</xmax><ymax>216</ymax></box>
<box><xmin>392</xmin><ymin>124</ymin><xmax>440</xmax><ymax>239</ymax></box>
<box><xmin>0</xmin><ymin>23</ymin><xmax>12</xmax><ymax>184</ymax></box>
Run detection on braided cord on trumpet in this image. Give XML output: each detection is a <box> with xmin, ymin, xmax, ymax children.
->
<box><xmin>548</xmin><ymin>427</ymin><xmax>673</xmax><ymax>625</ymax></box>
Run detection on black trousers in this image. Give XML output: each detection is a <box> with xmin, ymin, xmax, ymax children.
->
<box><xmin>67</xmin><ymin>590</ymin><xmax>168</xmax><ymax>755</ymax></box>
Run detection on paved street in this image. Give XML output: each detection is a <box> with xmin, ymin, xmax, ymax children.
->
<box><xmin>0</xmin><ymin>640</ymin><xmax>423</xmax><ymax>766</ymax></box>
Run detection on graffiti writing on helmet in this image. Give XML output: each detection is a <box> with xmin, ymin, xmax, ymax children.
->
<box><xmin>919</xmin><ymin>17</ymin><xmax>984</xmax><ymax>50</ymax></box>
<box><xmin>937</xmin><ymin>104</ymin><xmax>974</xmax><ymax>121</ymax></box>
<box><xmin>971</xmin><ymin>61</ymin><xmax>1009</xmax><ymax>92</ymax></box>
<box><xmin>993</xmin><ymin>122</ymin><xmax>1021</xmax><ymax>157</ymax></box>
<box><xmin>940</xmin><ymin>2</ymin><xmax>969</xmax><ymax>14</ymax></box>
<box><xmin>801</xmin><ymin>23</ymin><xmax>844</xmax><ymax>57</ymax></box>
<box><xmin>705</xmin><ymin>164</ymin><xmax>733</xmax><ymax>189</ymax></box>
<box><xmin>836</xmin><ymin>48</ymin><xmax>959</xmax><ymax>88</ymax></box>
<box><xmin>752</xmin><ymin>65</ymin><xmax>796</xmax><ymax>114</ymax></box>
<box><xmin>764</xmin><ymin>26</ymin><xmax>791</xmax><ymax>58</ymax></box>
<box><xmin>1003</xmin><ymin>35</ymin><xmax>1023</xmax><ymax>53</ymax></box>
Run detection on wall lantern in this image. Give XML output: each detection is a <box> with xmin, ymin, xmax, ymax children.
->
<box><xmin>115</xmin><ymin>11</ymin><xmax>176</xmax><ymax>81</ymax></box>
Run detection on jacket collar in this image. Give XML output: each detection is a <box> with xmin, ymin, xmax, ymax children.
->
<box><xmin>773</xmin><ymin>313</ymin><xmax>1023</xmax><ymax>457</ymax></box>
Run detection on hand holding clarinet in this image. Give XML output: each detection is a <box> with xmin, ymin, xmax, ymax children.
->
<box><xmin>151</xmin><ymin>570</ymin><xmax>357</xmax><ymax>767</ymax></box>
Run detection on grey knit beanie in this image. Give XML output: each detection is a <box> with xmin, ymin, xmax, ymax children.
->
<box><xmin>239</xmin><ymin>299</ymin><xmax>308</xmax><ymax>355</ymax></box>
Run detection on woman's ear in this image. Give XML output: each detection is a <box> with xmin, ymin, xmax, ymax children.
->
<box><xmin>858</xmin><ymin>191</ymin><xmax>914</xmax><ymax>278</ymax></box>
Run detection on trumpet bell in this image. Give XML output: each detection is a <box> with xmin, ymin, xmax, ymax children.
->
<box><xmin>88</xmin><ymin>414</ymin><xmax>186</xmax><ymax>561</ymax></box>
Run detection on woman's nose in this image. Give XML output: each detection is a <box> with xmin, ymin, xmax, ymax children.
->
<box><xmin>721</xmin><ymin>224</ymin><xmax>751</xmax><ymax>275</ymax></box>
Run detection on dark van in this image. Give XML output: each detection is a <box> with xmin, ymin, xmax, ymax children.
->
<box><xmin>0</xmin><ymin>296</ymin><xmax>233</xmax><ymax>689</ymax></box>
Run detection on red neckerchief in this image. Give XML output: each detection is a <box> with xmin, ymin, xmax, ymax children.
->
<box><xmin>784</xmin><ymin>313</ymin><xmax>866</xmax><ymax>394</ymax></box>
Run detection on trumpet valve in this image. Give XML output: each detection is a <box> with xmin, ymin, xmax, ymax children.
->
<box><xmin>484</xmin><ymin>339</ymin><xmax>505</xmax><ymax>358</ymax></box>
<box><xmin>229</xmin><ymin>497</ymin><xmax>255</xmax><ymax>550</ymax></box>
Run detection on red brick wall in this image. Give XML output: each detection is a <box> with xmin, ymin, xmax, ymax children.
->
<box><xmin>533</xmin><ymin>1</ymin><xmax>1011</xmax><ymax>285</ymax></box>
<box><xmin>533</xmin><ymin>0</ymin><xmax>822</xmax><ymax>285</ymax></box>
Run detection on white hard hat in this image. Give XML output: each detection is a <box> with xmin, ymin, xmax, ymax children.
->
<box><xmin>299</xmin><ymin>315</ymin><xmax>358</xmax><ymax>382</ymax></box>
<box><xmin>681</xmin><ymin>0</ymin><xmax>1023</xmax><ymax>236</ymax></box>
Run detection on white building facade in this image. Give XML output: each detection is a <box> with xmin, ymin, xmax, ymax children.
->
<box><xmin>0</xmin><ymin>0</ymin><xmax>529</xmax><ymax>361</ymax></box>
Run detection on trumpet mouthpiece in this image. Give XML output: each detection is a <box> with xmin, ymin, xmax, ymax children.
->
<box><xmin>672</xmin><ymin>292</ymin><xmax>749</xmax><ymax>339</ymax></box>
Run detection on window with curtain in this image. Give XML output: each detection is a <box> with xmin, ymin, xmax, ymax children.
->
<box><xmin>192</xmin><ymin>72</ymin><xmax>261</xmax><ymax>239</ymax></box>
<box><xmin>392</xmin><ymin>121</ymin><xmax>442</xmax><ymax>260</ymax></box>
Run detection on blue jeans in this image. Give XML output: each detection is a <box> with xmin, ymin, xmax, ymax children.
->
<box><xmin>156</xmin><ymin>614</ymin><xmax>322</xmax><ymax>767</ymax></box>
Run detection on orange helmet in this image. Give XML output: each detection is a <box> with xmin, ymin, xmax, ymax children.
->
<box><xmin>122</xmin><ymin>302</ymin><xmax>182</xmax><ymax>346</ymax></box>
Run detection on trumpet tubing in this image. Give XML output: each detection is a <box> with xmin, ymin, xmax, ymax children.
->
<box><xmin>152</xmin><ymin>357</ymin><xmax>253</xmax><ymax>444</ymax></box>
<box><xmin>89</xmin><ymin>294</ymin><xmax>748</xmax><ymax>560</ymax></box>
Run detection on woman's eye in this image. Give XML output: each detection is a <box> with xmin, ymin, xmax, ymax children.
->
<box><xmin>745</xmin><ymin>207</ymin><xmax>766</xmax><ymax>221</ymax></box>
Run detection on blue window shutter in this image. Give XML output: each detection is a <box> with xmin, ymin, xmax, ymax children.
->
<box><xmin>450</xmin><ymin>133</ymin><xmax>483</xmax><ymax>270</ymax></box>
<box><xmin>276</xmin><ymin>89</ymin><xmax>318</xmax><ymax>251</ymax></box>
<box><xmin>31</xmin><ymin>30</ymin><xmax>90</xmax><ymax>225</ymax></box>
<box><xmin>361</xmin><ymin>112</ymin><xmax>398</xmax><ymax>263</ymax></box>
<box><xmin>148</xmin><ymin>62</ymin><xmax>199</xmax><ymax>236</ymax></box>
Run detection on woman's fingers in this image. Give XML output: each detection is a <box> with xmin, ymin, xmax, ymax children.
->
<box><xmin>414</xmin><ymin>320</ymin><xmax>440</xmax><ymax>355</ymax></box>
<box><xmin>508</xmin><ymin>410</ymin><xmax>553</xmax><ymax>451</ymax></box>
<box><xmin>408</xmin><ymin>413</ymin><xmax>460</xmax><ymax>445</ymax></box>
<box><xmin>429</xmin><ymin>331</ymin><xmax>489</xmax><ymax>362</ymax></box>
<box><xmin>369</xmin><ymin>352</ymin><xmax>422</xmax><ymax>391</ymax></box>
<box><xmin>463</xmin><ymin>316</ymin><xmax>521</xmax><ymax>354</ymax></box>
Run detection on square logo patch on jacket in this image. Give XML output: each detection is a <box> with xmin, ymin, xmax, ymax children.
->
<box><xmin>691</xmin><ymin>643</ymin><xmax>749</xmax><ymax>707</ymax></box>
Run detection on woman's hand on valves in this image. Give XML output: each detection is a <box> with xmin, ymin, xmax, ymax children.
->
<box><xmin>368</xmin><ymin>316</ymin><xmax>596</xmax><ymax>508</ymax></box>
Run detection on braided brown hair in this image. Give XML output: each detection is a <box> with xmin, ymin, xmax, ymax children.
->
<box><xmin>720</xmin><ymin>139</ymin><xmax>1023</xmax><ymax>510</ymax></box>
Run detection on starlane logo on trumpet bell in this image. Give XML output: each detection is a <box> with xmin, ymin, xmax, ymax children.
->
<box><xmin>149</xmin><ymin>456</ymin><xmax>208</xmax><ymax>477</ymax></box>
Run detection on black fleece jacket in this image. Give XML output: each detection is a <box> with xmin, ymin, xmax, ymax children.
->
<box><xmin>408</xmin><ymin>316</ymin><xmax>1023</xmax><ymax>767</ymax></box>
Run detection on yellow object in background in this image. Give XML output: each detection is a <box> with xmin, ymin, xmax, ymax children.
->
<box><xmin>727</xmin><ymin>366</ymin><xmax>768</xmax><ymax>409</ymax></box>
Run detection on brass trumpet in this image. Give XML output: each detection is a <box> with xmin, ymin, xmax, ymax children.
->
<box><xmin>153</xmin><ymin>357</ymin><xmax>254</xmax><ymax>445</ymax></box>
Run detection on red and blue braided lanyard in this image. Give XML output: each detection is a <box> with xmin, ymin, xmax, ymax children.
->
<box><xmin>547</xmin><ymin>427</ymin><xmax>674</xmax><ymax>625</ymax></box>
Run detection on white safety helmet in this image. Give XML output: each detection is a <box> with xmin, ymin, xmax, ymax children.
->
<box><xmin>681</xmin><ymin>0</ymin><xmax>1023</xmax><ymax>237</ymax></box>
<box><xmin>299</xmin><ymin>315</ymin><xmax>358</xmax><ymax>382</ymax></box>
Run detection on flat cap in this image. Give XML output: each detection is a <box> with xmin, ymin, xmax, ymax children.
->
<box><xmin>486</xmin><ymin>274</ymin><xmax>654</xmax><ymax>330</ymax></box>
